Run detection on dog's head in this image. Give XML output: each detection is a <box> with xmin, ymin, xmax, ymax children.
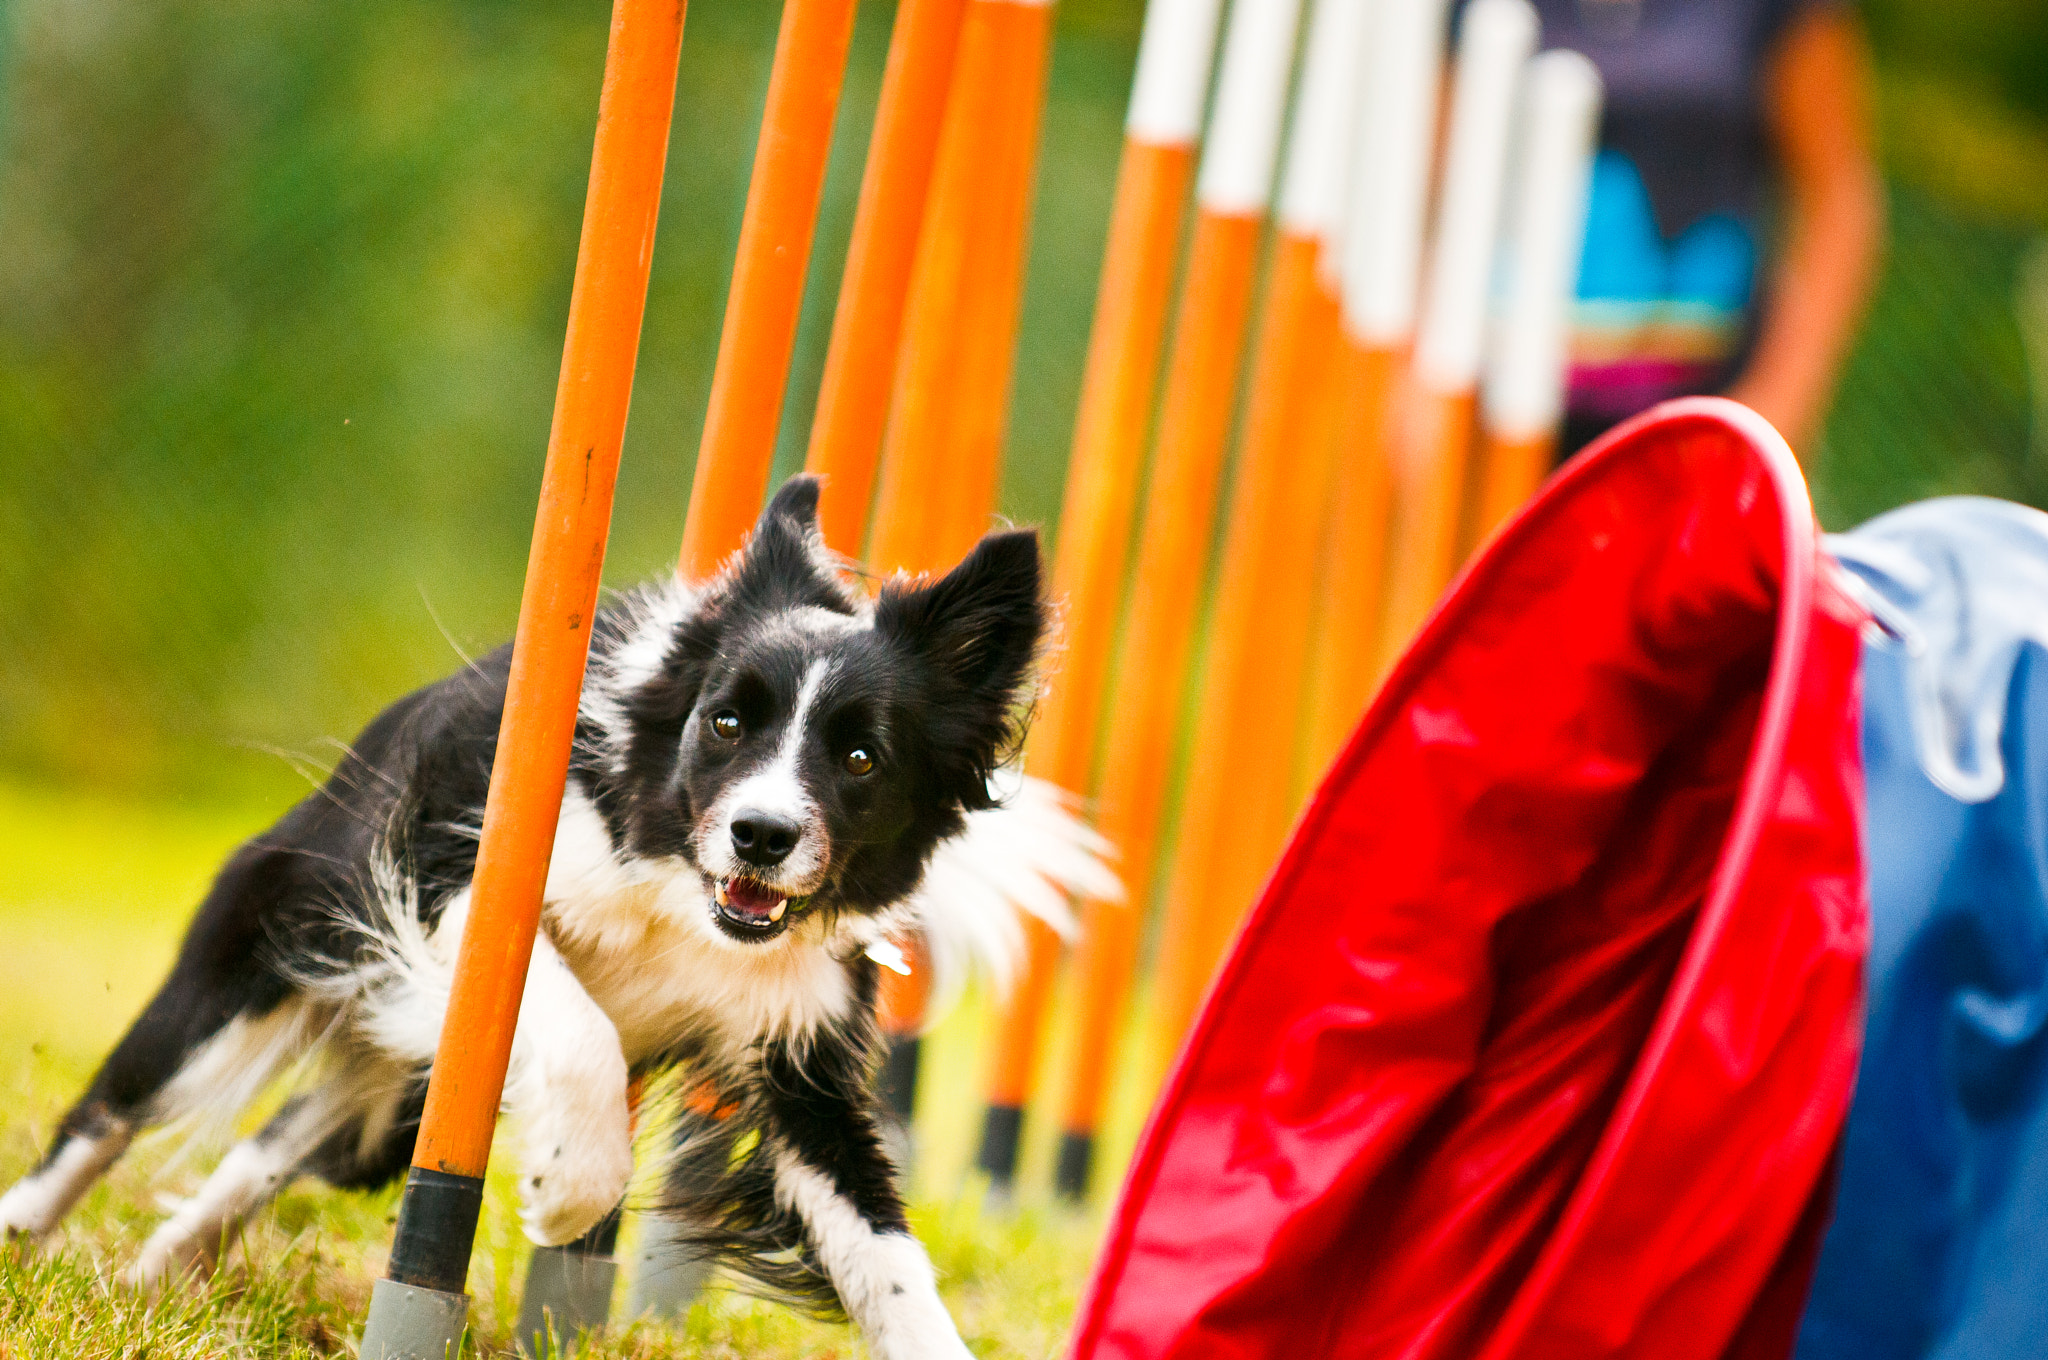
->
<box><xmin>618</xmin><ymin>476</ymin><xmax>1045</xmax><ymax>944</ymax></box>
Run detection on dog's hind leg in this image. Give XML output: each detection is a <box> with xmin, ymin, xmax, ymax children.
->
<box><xmin>0</xmin><ymin>971</ymin><xmax>228</xmax><ymax>1241</ymax></box>
<box><xmin>2</xmin><ymin>843</ymin><xmax>318</xmax><ymax>1243</ymax></box>
<box><xmin>1</xmin><ymin>985</ymin><xmax>316</xmax><ymax>1245</ymax></box>
<box><xmin>127</xmin><ymin>1061</ymin><xmax>388</xmax><ymax>1292</ymax></box>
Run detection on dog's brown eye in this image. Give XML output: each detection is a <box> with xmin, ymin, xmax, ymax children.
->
<box><xmin>844</xmin><ymin>748</ymin><xmax>875</xmax><ymax>777</ymax></box>
<box><xmin>710</xmin><ymin>711</ymin><xmax>742</xmax><ymax>740</ymax></box>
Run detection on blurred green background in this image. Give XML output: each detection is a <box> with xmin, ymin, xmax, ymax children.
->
<box><xmin>0</xmin><ymin>0</ymin><xmax>2044</xmax><ymax>809</ymax></box>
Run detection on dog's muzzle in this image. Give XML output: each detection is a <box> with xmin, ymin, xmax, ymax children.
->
<box><xmin>711</xmin><ymin>875</ymin><xmax>808</xmax><ymax>941</ymax></box>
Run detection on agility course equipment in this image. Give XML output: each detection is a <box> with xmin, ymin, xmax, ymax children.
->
<box><xmin>1302</xmin><ymin>0</ymin><xmax>1449</xmax><ymax>766</ymax></box>
<box><xmin>804</xmin><ymin>0</ymin><xmax>969</xmax><ymax>553</ymax></box>
<box><xmin>973</xmin><ymin>0</ymin><xmax>1225</xmax><ymax>1192</ymax></box>
<box><xmin>525</xmin><ymin>0</ymin><xmax>873</xmax><ymax>1339</ymax></box>
<box><xmin>857</xmin><ymin>0</ymin><xmax>1059</xmax><ymax>1124</ymax></box>
<box><xmin>1073</xmin><ymin>400</ymin><xmax>1868</xmax><ymax>1360</ymax></box>
<box><xmin>1297</xmin><ymin>0</ymin><xmax>1450</xmax><ymax>818</ymax></box>
<box><xmin>1046</xmin><ymin>0</ymin><xmax>1369</xmax><ymax>1199</ymax></box>
<box><xmin>357</xmin><ymin>0</ymin><xmax>685</xmax><ymax>1353</ymax></box>
<box><xmin>978</xmin><ymin>0</ymin><xmax>1275</xmax><ymax>1190</ymax></box>
<box><xmin>678</xmin><ymin>0</ymin><xmax>859</xmax><ymax>580</ymax></box>
<box><xmin>976</xmin><ymin>0</ymin><xmax>1606</xmax><ymax>1200</ymax></box>
<box><xmin>1139</xmin><ymin>0</ymin><xmax>1354</xmax><ymax>1114</ymax></box>
<box><xmin>1473</xmin><ymin>50</ymin><xmax>1604</xmax><ymax>544</ymax></box>
<box><xmin>363</xmin><ymin>0</ymin><xmax>1610</xmax><ymax>1345</ymax></box>
<box><xmin>515</xmin><ymin>1209</ymin><xmax>622</xmax><ymax>1358</ymax></box>
<box><xmin>1376</xmin><ymin>0</ymin><xmax>1536</xmax><ymax>652</ymax></box>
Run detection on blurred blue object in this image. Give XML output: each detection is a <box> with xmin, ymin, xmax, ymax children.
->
<box><xmin>1798</xmin><ymin>497</ymin><xmax>2048</xmax><ymax>1360</ymax></box>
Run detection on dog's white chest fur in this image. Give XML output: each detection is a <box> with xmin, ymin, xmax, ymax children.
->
<box><xmin>539</xmin><ymin>789</ymin><xmax>859</xmax><ymax>1065</ymax></box>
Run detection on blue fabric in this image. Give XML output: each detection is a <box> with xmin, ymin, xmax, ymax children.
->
<box><xmin>1797</xmin><ymin>497</ymin><xmax>2048</xmax><ymax>1360</ymax></box>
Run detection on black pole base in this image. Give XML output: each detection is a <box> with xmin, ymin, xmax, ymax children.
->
<box><xmin>877</xmin><ymin>1034</ymin><xmax>922</xmax><ymax>1176</ymax></box>
<box><xmin>976</xmin><ymin>1103</ymin><xmax>1025</xmax><ymax>1188</ymax></box>
<box><xmin>386</xmin><ymin>1167</ymin><xmax>487</xmax><ymax>1294</ymax></box>
<box><xmin>625</xmin><ymin>1211</ymin><xmax>713</xmax><ymax>1321</ymax></box>
<box><xmin>877</xmin><ymin>1033</ymin><xmax>921</xmax><ymax>1125</ymax></box>
<box><xmin>1054</xmin><ymin>1130</ymin><xmax>1094</xmax><ymax>1201</ymax></box>
<box><xmin>515</xmin><ymin>1203</ymin><xmax>624</xmax><ymax>1356</ymax></box>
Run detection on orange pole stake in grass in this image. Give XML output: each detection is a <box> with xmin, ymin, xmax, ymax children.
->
<box><xmin>804</xmin><ymin>0</ymin><xmax>971</xmax><ymax>554</ymax></box>
<box><xmin>358</xmin><ymin>0</ymin><xmax>684</xmax><ymax>1350</ymax></box>
<box><xmin>1377</xmin><ymin>0</ymin><xmax>1537</xmax><ymax>657</ymax></box>
<box><xmin>1040</xmin><ymin>0</ymin><xmax>1315</xmax><ymax>1197</ymax></box>
<box><xmin>976</xmin><ymin>0</ymin><xmax>1228</xmax><ymax>1191</ymax></box>
<box><xmin>864</xmin><ymin>0</ymin><xmax>1059</xmax><ymax>1110</ymax></box>
<box><xmin>1472</xmin><ymin>51</ymin><xmax>1603</xmax><ymax>544</ymax></box>
<box><xmin>678</xmin><ymin>0</ymin><xmax>861</xmax><ymax>579</ymax></box>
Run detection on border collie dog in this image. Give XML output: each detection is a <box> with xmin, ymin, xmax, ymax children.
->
<box><xmin>0</xmin><ymin>478</ymin><xmax>1111</xmax><ymax>1359</ymax></box>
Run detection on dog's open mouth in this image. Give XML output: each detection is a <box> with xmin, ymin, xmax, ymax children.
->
<box><xmin>712</xmin><ymin>876</ymin><xmax>805</xmax><ymax>940</ymax></box>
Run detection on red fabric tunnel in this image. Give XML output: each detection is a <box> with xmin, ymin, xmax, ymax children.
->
<box><xmin>1071</xmin><ymin>399</ymin><xmax>1870</xmax><ymax>1360</ymax></box>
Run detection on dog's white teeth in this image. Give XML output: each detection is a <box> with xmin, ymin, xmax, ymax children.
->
<box><xmin>714</xmin><ymin>880</ymin><xmax>730</xmax><ymax>906</ymax></box>
<box><xmin>768</xmin><ymin>901</ymin><xmax>787</xmax><ymax>923</ymax></box>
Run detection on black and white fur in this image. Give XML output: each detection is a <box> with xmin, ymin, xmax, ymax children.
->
<box><xmin>0</xmin><ymin>478</ymin><xmax>1114</xmax><ymax>1359</ymax></box>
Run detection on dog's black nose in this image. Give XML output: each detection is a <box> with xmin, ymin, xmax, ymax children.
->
<box><xmin>730</xmin><ymin>809</ymin><xmax>802</xmax><ymax>867</ymax></box>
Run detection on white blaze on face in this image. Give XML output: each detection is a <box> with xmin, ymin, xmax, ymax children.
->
<box><xmin>697</xmin><ymin>658</ymin><xmax>834</xmax><ymax>893</ymax></box>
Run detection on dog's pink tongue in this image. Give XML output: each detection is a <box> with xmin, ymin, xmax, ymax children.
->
<box><xmin>725</xmin><ymin>878</ymin><xmax>785</xmax><ymax>919</ymax></box>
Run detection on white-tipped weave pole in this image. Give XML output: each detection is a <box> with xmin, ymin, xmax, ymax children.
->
<box><xmin>1475</xmin><ymin>49</ymin><xmax>1604</xmax><ymax>535</ymax></box>
<box><xmin>1297</xmin><ymin>0</ymin><xmax>1444</xmax><ymax>775</ymax></box>
<box><xmin>1379</xmin><ymin>0</ymin><xmax>1540</xmax><ymax>655</ymax></box>
<box><xmin>1057</xmin><ymin>0</ymin><xmax>1312</xmax><ymax>1162</ymax></box>
<box><xmin>1148</xmin><ymin>0</ymin><xmax>1357</xmax><ymax>1070</ymax></box>
<box><xmin>980</xmin><ymin>0</ymin><xmax>1230</xmax><ymax>1193</ymax></box>
<box><xmin>1147</xmin><ymin>0</ymin><xmax>1380</xmax><ymax>1059</ymax></box>
<box><xmin>1416</xmin><ymin>0</ymin><xmax>1541</xmax><ymax>392</ymax></box>
<box><xmin>1280</xmin><ymin>0</ymin><xmax>1375</xmax><ymax>248</ymax></box>
<box><xmin>1196</xmin><ymin>0</ymin><xmax>1308</xmax><ymax>214</ymax></box>
<box><xmin>1484</xmin><ymin>48</ymin><xmax>1603</xmax><ymax>442</ymax></box>
<box><xmin>1343</xmin><ymin>0</ymin><xmax>1452</xmax><ymax>347</ymax></box>
<box><xmin>1128</xmin><ymin>0</ymin><xmax>1229</xmax><ymax>146</ymax></box>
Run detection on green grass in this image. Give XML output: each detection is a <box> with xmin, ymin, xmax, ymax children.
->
<box><xmin>0</xmin><ymin>781</ymin><xmax>1110</xmax><ymax>1357</ymax></box>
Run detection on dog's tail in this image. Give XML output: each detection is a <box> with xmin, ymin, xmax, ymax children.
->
<box><xmin>905</xmin><ymin>772</ymin><xmax>1121</xmax><ymax>1025</ymax></box>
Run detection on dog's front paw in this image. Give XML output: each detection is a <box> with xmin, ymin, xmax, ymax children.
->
<box><xmin>0</xmin><ymin>1180</ymin><xmax>53</xmax><ymax>1244</ymax></box>
<box><xmin>854</xmin><ymin>1233</ymin><xmax>977</xmax><ymax>1360</ymax></box>
<box><xmin>874</xmin><ymin>1326</ymin><xmax>976</xmax><ymax>1360</ymax></box>
<box><xmin>516</xmin><ymin>1063</ymin><xmax>635</xmax><ymax>1247</ymax></box>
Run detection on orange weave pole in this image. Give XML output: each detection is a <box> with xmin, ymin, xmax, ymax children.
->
<box><xmin>1471</xmin><ymin>428</ymin><xmax>1557</xmax><ymax>546</ymax></box>
<box><xmin>804</xmin><ymin>0</ymin><xmax>970</xmax><ymax>554</ymax></box>
<box><xmin>1297</xmin><ymin>336</ymin><xmax>1405</xmax><ymax>782</ymax></box>
<box><xmin>1037</xmin><ymin>208</ymin><xmax>1264</xmax><ymax>1145</ymax></box>
<box><xmin>870</xmin><ymin>0</ymin><xmax>1057</xmax><ymax>1040</ymax></box>
<box><xmin>1376</xmin><ymin>383</ymin><xmax>1481</xmax><ymax>667</ymax></box>
<box><xmin>1148</xmin><ymin>231</ymin><xmax>1350</xmax><ymax>1062</ymax></box>
<box><xmin>411</xmin><ymin>0</ymin><xmax>684</xmax><ymax>1182</ymax></box>
<box><xmin>980</xmin><ymin>137</ymin><xmax>1197</xmax><ymax>1117</ymax></box>
<box><xmin>869</xmin><ymin>0</ymin><xmax>1053</xmax><ymax>576</ymax></box>
<box><xmin>678</xmin><ymin>0</ymin><xmax>861</xmax><ymax>580</ymax></box>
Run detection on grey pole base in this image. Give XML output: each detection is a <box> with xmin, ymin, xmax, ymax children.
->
<box><xmin>360</xmin><ymin>1277</ymin><xmax>469</xmax><ymax>1360</ymax></box>
<box><xmin>517</xmin><ymin>1245</ymin><xmax>619</xmax><ymax>1357</ymax></box>
<box><xmin>623</xmin><ymin>1212</ymin><xmax>712</xmax><ymax>1320</ymax></box>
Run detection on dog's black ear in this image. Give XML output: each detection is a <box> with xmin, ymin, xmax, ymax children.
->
<box><xmin>758</xmin><ymin>475</ymin><xmax>822</xmax><ymax>535</ymax></box>
<box><xmin>876</xmin><ymin>529</ymin><xmax>1046</xmax><ymax>807</ymax></box>
<box><xmin>721</xmin><ymin>474</ymin><xmax>847</xmax><ymax>615</ymax></box>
